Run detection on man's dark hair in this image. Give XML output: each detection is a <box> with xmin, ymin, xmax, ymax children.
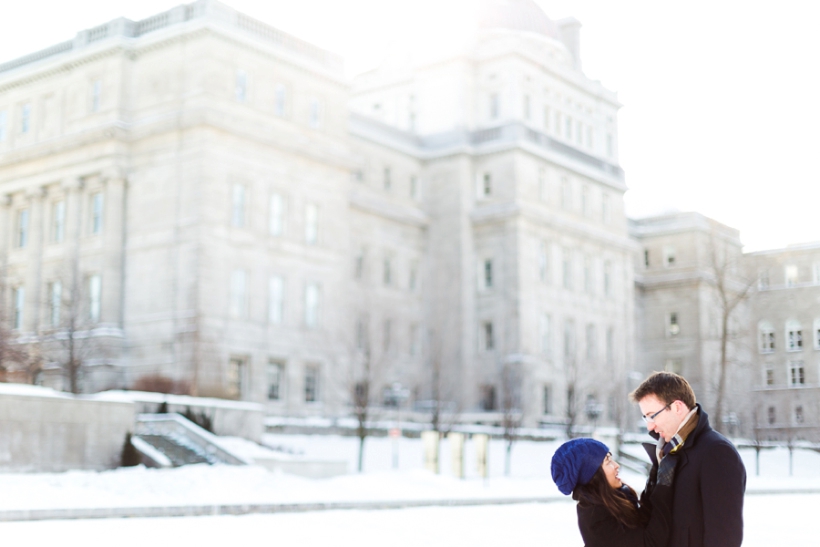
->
<box><xmin>629</xmin><ymin>371</ymin><xmax>696</xmax><ymax>409</ymax></box>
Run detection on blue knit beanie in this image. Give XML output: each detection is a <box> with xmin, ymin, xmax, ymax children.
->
<box><xmin>551</xmin><ymin>438</ymin><xmax>610</xmax><ymax>495</ymax></box>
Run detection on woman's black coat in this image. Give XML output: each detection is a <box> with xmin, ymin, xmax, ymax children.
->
<box><xmin>576</xmin><ymin>483</ymin><xmax>673</xmax><ymax>547</ymax></box>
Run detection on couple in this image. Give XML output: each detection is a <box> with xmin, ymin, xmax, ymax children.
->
<box><xmin>551</xmin><ymin>372</ymin><xmax>746</xmax><ymax>547</ymax></box>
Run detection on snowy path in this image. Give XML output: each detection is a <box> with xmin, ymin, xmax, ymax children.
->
<box><xmin>0</xmin><ymin>494</ymin><xmax>812</xmax><ymax>546</ymax></box>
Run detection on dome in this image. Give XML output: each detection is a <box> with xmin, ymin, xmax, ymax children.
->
<box><xmin>475</xmin><ymin>0</ymin><xmax>561</xmax><ymax>40</ymax></box>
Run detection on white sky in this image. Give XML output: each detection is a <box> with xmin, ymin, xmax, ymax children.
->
<box><xmin>3</xmin><ymin>0</ymin><xmax>819</xmax><ymax>251</ymax></box>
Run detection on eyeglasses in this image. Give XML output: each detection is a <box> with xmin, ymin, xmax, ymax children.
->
<box><xmin>642</xmin><ymin>403</ymin><xmax>671</xmax><ymax>423</ymax></box>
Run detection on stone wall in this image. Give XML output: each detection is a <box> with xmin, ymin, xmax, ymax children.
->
<box><xmin>0</xmin><ymin>384</ymin><xmax>135</xmax><ymax>472</ymax></box>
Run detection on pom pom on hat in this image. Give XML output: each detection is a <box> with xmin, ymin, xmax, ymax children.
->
<box><xmin>551</xmin><ymin>438</ymin><xmax>610</xmax><ymax>495</ymax></box>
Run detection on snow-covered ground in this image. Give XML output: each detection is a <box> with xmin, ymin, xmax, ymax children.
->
<box><xmin>0</xmin><ymin>434</ymin><xmax>817</xmax><ymax>545</ymax></box>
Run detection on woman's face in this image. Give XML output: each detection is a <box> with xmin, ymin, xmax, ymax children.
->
<box><xmin>602</xmin><ymin>452</ymin><xmax>622</xmax><ymax>489</ymax></box>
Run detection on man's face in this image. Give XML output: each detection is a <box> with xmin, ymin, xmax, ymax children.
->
<box><xmin>638</xmin><ymin>394</ymin><xmax>686</xmax><ymax>443</ymax></box>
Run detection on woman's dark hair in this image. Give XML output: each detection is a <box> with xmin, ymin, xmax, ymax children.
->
<box><xmin>573</xmin><ymin>467</ymin><xmax>648</xmax><ymax>529</ymax></box>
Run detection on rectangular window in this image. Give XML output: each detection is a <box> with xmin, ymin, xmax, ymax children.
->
<box><xmin>606</xmin><ymin>133</ymin><xmax>614</xmax><ymax>157</ymax></box>
<box><xmin>767</xmin><ymin>406</ymin><xmax>776</xmax><ymax>425</ymax></box>
<box><xmin>90</xmin><ymin>192</ymin><xmax>104</xmax><ymax>234</ymax></box>
<box><xmin>304</xmin><ymin>364</ymin><xmax>320</xmax><ymax>402</ymax></box>
<box><xmin>91</xmin><ymin>80</ymin><xmax>102</xmax><ymax>112</ymax></box>
<box><xmin>354</xmin><ymin>249</ymin><xmax>365</xmax><ymax>280</ymax></box>
<box><xmin>483</xmin><ymin>322</ymin><xmax>494</xmax><ymax>351</ymax></box>
<box><xmin>764</xmin><ymin>364</ymin><xmax>774</xmax><ymax>386</ymax></box>
<box><xmin>20</xmin><ymin>103</ymin><xmax>31</xmax><ymax>134</ymax></box>
<box><xmin>787</xmin><ymin>324</ymin><xmax>802</xmax><ymax>351</ymax></box>
<box><xmin>483</xmin><ymin>259</ymin><xmax>493</xmax><ymax>289</ymax></box>
<box><xmin>758</xmin><ymin>270</ymin><xmax>769</xmax><ymax>289</ymax></box>
<box><xmin>268</xmin><ymin>276</ymin><xmax>284</xmax><ymax>324</ymax></box>
<box><xmin>664</xmin><ymin>359</ymin><xmax>683</xmax><ymax>374</ymax></box>
<box><xmin>539</xmin><ymin>313</ymin><xmax>551</xmax><ymax>355</ymax></box>
<box><xmin>383</xmin><ymin>257</ymin><xmax>392</xmax><ymax>286</ymax></box>
<box><xmin>88</xmin><ymin>274</ymin><xmax>101</xmax><ymax>323</ymax></box>
<box><xmin>305</xmin><ymin>283</ymin><xmax>319</xmax><ymax>328</ymax></box>
<box><xmin>267</xmin><ymin>360</ymin><xmax>284</xmax><ymax>401</ymax></box>
<box><xmin>480</xmin><ymin>385</ymin><xmax>496</xmax><ymax>411</ymax></box>
<box><xmin>229</xmin><ymin>269</ymin><xmax>247</xmax><ymax>319</ymax></box>
<box><xmin>52</xmin><ymin>200</ymin><xmax>65</xmax><ymax>242</ymax></box>
<box><xmin>274</xmin><ymin>84</ymin><xmax>287</xmax><ymax>116</ymax></box>
<box><xmin>0</xmin><ymin>110</ymin><xmax>7</xmax><ymax>141</ymax></box>
<box><xmin>664</xmin><ymin>246</ymin><xmax>676</xmax><ymax>267</ymax></box>
<box><xmin>409</xmin><ymin>263</ymin><xmax>418</xmax><ymax>292</ymax></box>
<box><xmin>785</xmin><ymin>265</ymin><xmax>798</xmax><ymax>287</ymax></box>
<box><xmin>235</xmin><ymin>69</ymin><xmax>248</xmax><ymax>103</ymax></box>
<box><xmin>795</xmin><ymin>406</ymin><xmax>804</xmax><ymax>424</ymax></box>
<box><xmin>542</xmin><ymin>385</ymin><xmax>552</xmax><ymax>415</ymax></box>
<box><xmin>269</xmin><ymin>193</ymin><xmax>284</xmax><ymax>236</ymax></box>
<box><xmin>227</xmin><ymin>357</ymin><xmax>245</xmax><ymax>399</ymax></box>
<box><xmin>789</xmin><ymin>361</ymin><xmax>805</xmax><ymax>386</ymax></box>
<box><xmin>562</xmin><ymin>250</ymin><xmax>572</xmax><ymax>290</ymax></box>
<box><xmin>668</xmin><ymin>312</ymin><xmax>680</xmax><ymax>336</ymax></box>
<box><xmin>49</xmin><ymin>281</ymin><xmax>61</xmax><ymax>327</ymax></box>
<box><xmin>383</xmin><ymin>167</ymin><xmax>391</xmax><ymax>191</ymax></box>
<box><xmin>482</xmin><ymin>172</ymin><xmax>492</xmax><ymax>197</ymax></box>
<box><xmin>759</xmin><ymin>327</ymin><xmax>775</xmax><ymax>353</ymax></box>
<box><xmin>231</xmin><ymin>184</ymin><xmax>246</xmax><ymax>228</ymax></box>
<box><xmin>308</xmin><ymin>98</ymin><xmax>322</xmax><ymax>128</ymax></box>
<box><xmin>355</xmin><ymin>318</ymin><xmax>367</xmax><ymax>350</ymax></box>
<box><xmin>17</xmin><ymin>209</ymin><xmax>29</xmax><ymax>248</ymax></box>
<box><xmin>305</xmin><ymin>203</ymin><xmax>318</xmax><ymax>244</ymax></box>
<box><xmin>13</xmin><ymin>287</ymin><xmax>24</xmax><ymax>330</ymax></box>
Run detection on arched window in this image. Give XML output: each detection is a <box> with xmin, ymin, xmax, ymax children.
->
<box><xmin>785</xmin><ymin>320</ymin><xmax>802</xmax><ymax>352</ymax></box>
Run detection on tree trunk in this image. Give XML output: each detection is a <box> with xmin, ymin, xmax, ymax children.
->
<box><xmin>714</xmin><ymin>313</ymin><xmax>729</xmax><ymax>433</ymax></box>
<box><xmin>505</xmin><ymin>439</ymin><xmax>512</xmax><ymax>476</ymax></box>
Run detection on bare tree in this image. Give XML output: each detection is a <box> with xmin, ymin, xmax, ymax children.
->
<box><xmin>708</xmin><ymin>231</ymin><xmax>755</xmax><ymax>433</ymax></box>
<box><xmin>500</xmin><ymin>358</ymin><xmax>523</xmax><ymax>476</ymax></box>
<box><xmin>0</xmin><ymin>275</ymin><xmax>30</xmax><ymax>381</ymax></box>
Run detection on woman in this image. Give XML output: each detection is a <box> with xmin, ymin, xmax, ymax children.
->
<box><xmin>550</xmin><ymin>438</ymin><xmax>678</xmax><ymax>547</ymax></box>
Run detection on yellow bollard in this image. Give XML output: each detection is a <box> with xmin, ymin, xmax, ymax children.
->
<box><xmin>421</xmin><ymin>430</ymin><xmax>440</xmax><ymax>473</ymax></box>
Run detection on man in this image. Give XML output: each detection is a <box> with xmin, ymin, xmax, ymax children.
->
<box><xmin>631</xmin><ymin>371</ymin><xmax>745</xmax><ymax>547</ymax></box>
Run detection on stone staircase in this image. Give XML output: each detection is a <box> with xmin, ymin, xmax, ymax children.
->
<box><xmin>132</xmin><ymin>413</ymin><xmax>249</xmax><ymax>468</ymax></box>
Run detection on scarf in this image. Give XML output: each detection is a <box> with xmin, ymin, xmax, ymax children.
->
<box><xmin>656</xmin><ymin>406</ymin><xmax>699</xmax><ymax>462</ymax></box>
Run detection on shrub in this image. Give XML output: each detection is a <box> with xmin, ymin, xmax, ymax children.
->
<box><xmin>131</xmin><ymin>373</ymin><xmax>191</xmax><ymax>395</ymax></box>
<box><xmin>183</xmin><ymin>406</ymin><xmax>214</xmax><ymax>433</ymax></box>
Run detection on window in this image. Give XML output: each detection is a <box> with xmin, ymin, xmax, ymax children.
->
<box><xmin>17</xmin><ymin>209</ymin><xmax>29</xmax><ymax>248</ymax></box>
<box><xmin>305</xmin><ymin>283</ymin><xmax>319</xmax><ymax>328</ymax></box>
<box><xmin>789</xmin><ymin>361</ymin><xmax>805</xmax><ymax>386</ymax></box>
<box><xmin>606</xmin><ymin>133</ymin><xmax>614</xmax><ymax>157</ymax></box>
<box><xmin>408</xmin><ymin>263</ymin><xmax>418</xmax><ymax>292</ymax></box>
<box><xmin>480</xmin><ymin>385</ymin><xmax>497</xmax><ymax>411</ymax></box>
<box><xmin>786</xmin><ymin>320</ymin><xmax>802</xmax><ymax>351</ymax></box>
<box><xmin>354</xmin><ymin>249</ymin><xmax>365</xmax><ymax>280</ymax></box>
<box><xmin>585</xmin><ymin>324</ymin><xmax>596</xmax><ymax>361</ymax></box>
<box><xmin>20</xmin><ymin>103</ymin><xmax>31</xmax><ymax>134</ymax></box>
<box><xmin>603</xmin><ymin>260</ymin><xmax>612</xmax><ymax>297</ymax></box>
<box><xmin>88</xmin><ymin>274</ymin><xmax>101</xmax><ymax>323</ymax></box>
<box><xmin>0</xmin><ymin>110</ymin><xmax>6</xmax><ymax>141</ymax></box>
<box><xmin>758</xmin><ymin>322</ymin><xmax>775</xmax><ymax>353</ymax></box>
<box><xmin>305</xmin><ymin>203</ymin><xmax>318</xmax><ymax>244</ymax></box>
<box><xmin>13</xmin><ymin>287</ymin><xmax>24</xmax><ymax>330</ymax></box>
<box><xmin>538</xmin><ymin>241</ymin><xmax>549</xmax><ymax>283</ymax></box>
<box><xmin>664</xmin><ymin>246</ymin><xmax>676</xmax><ymax>267</ymax></box>
<box><xmin>304</xmin><ymin>364</ymin><xmax>320</xmax><ymax>402</ymax></box>
<box><xmin>563</xmin><ymin>319</ymin><xmax>575</xmax><ymax>362</ymax></box>
<box><xmin>664</xmin><ymin>359</ymin><xmax>683</xmax><ymax>374</ymax></box>
<box><xmin>52</xmin><ymin>200</ymin><xmax>65</xmax><ymax>243</ymax></box>
<box><xmin>267</xmin><ymin>361</ymin><xmax>284</xmax><ymax>401</ymax></box>
<box><xmin>268</xmin><ymin>276</ymin><xmax>284</xmax><ymax>324</ymax></box>
<box><xmin>481</xmin><ymin>172</ymin><xmax>492</xmax><ymax>197</ymax></box>
<box><xmin>764</xmin><ymin>364</ymin><xmax>774</xmax><ymax>386</ymax></box>
<box><xmin>483</xmin><ymin>321</ymin><xmax>494</xmax><ymax>351</ymax></box>
<box><xmin>269</xmin><ymin>193</ymin><xmax>284</xmax><ymax>236</ymax></box>
<box><xmin>90</xmin><ymin>192</ymin><xmax>104</xmax><ymax>234</ymax></box>
<box><xmin>382</xmin><ymin>319</ymin><xmax>392</xmax><ymax>352</ymax></box>
<box><xmin>795</xmin><ymin>405</ymin><xmax>804</xmax><ymax>424</ymax></box>
<box><xmin>48</xmin><ymin>281</ymin><xmax>61</xmax><ymax>327</ymax></box>
<box><xmin>489</xmin><ymin>93</ymin><xmax>499</xmax><ymax>119</ymax></box>
<box><xmin>668</xmin><ymin>312</ymin><xmax>680</xmax><ymax>336</ymax></box>
<box><xmin>561</xmin><ymin>177</ymin><xmax>571</xmax><ymax>209</ymax></box>
<box><xmin>229</xmin><ymin>270</ymin><xmax>248</xmax><ymax>319</ymax></box>
<box><xmin>308</xmin><ymin>98</ymin><xmax>322</xmax><ymax>128</ymax></box>
<box><xmin>483</xmin><ymin>259</ymin><xmax>493</xmax><ymax>289</ymax></box>
<box><xmin>383</xmin><ymin>167</ymin><xmax>391</xmax><ymax>191</ymax></box>
<box><xmin>644</xmin><ymin>250</ymin><xmax>650</xmax><ymax>268</ymax></box>
<box><xmin>523</xmin><ymin>94</ymin><xmax>531</xmax><ymax>120</ymax></box>
<box><xmin>91</xmin><ymin>80</ymin><xmax>102</xmax><ymax>112</ymax></box>
<box><xmin>758</xmin><ymin>270</ymin><xmax>769</xmax><ymax>290</ymax></box>
<box><xmin>383</xmin><ymin>257</ymin><xmax>392</xmax><ymax>286</ymax></box>
<box><xmin>235</xmin><ymin>69</ymin><xmax>248</xmax><ymax>103</ymax></box>
<box><xmin>562</xmin><ymin>250</ymin><xmax>572</xmax><ymax>290</ymax></box>
<box><xmin>785</xmin><ymin>265</ymin><xmax>798</xmax><ymax>287</ymax></box>
<box><xmin>583</xmin><ymin>256</ymin><xmax>592</xmax><ymax>293</ymax></box>
<box><xmin>409</xmin><ymin>323</ymin><xmax>419</xmax><ymax>356</ymax></box>
<box><xmin>231</xmin><ymin>184</ymin><xmax>246</xmax><ymax>228</ymax></box>
<box><xmin>542</xmin><ymin>385</ymin><xmax>552</xmax><ymax>414</ymax></box>
<box><xmin>539</xmin><ymin>313</ymin><xmax>551</xmax><ymax>355</ymax></box>
<box><xmin>355</xmin><ymin>318</ymin><xmax>367</xmax><ymax>350</ymax></box>
<box><xmin>274</xmin><ymin>84</ymin><xmax>287</xmax><ymax>116</ymax></box>
<box><xmin>767</xmin><ymin>406</ymin><xmax>776</xmax><ymax>425</ymax></box>
<box><xmin>227</xmin><ymin>357</ymin><xmax>245</xmax><ymax>399</ymax></box>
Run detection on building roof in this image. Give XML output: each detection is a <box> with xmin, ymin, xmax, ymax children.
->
<box><xmin>476</xmin><ymin>0</ymin><xmax>561</xmax><ymax>40</ymax></box>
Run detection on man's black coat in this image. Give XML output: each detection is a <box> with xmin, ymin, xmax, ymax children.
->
<box><xmin>642</xmin><ymin>405</ymin><xmax>746</xmax><ymax>547</ymax></box>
